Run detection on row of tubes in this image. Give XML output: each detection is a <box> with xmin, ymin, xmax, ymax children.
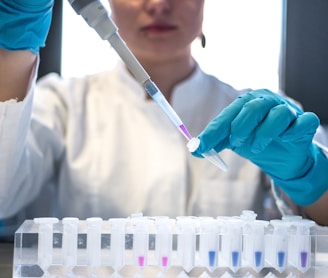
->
<box><xmin>31</xmin><ymin>211</ymin><xmax>315</xmax><ymax>275</ymax></box>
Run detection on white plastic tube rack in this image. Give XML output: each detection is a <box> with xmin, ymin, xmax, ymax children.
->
<box><xmin>13</xmin><ymin>211</ymin><xmax>328</xmax><ymax>277</ymax></box>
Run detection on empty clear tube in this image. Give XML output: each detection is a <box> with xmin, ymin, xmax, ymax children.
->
<box><xmin>33</xmin><ymin>217</ymin><xmax>59</xmax><ymax>270</ymax></box>
<box><xmin>62</xmin><ymin>217</ymin><xmax>79</xmax><ymax>268</ymax></box>
<box><xmin>176</xmin><ymin>217</ymin><xmax>198</xmax><ymax>272</ymax></box>
<box><xmin>108</xmin><ymin>218</ymin><xmax>127</xmax><ymax>272</ymax></box>
<box><xmin>187</xmin><ymin>137</ymin><xmax>228</xmax><ymax>171</ymax></box>
<box><xmin>86</xmin><ymin>217</ymin><xmax>103</xmax><ymax>268</ymax></box>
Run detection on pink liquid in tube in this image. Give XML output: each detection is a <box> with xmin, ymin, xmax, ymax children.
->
<box><xmin>161</xmin><ymin>256</ymin><xmax>168</xmax><ymax>267</ymax></box>
<box><xmin>138</xmin><ymin>256</ymin><xmax>145</xmax><ymax>267</ymax></box>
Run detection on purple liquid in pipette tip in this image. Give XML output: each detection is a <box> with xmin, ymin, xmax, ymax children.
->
<box><xmin>179</xmin><ymin>124</ymin><xmax>192</xmax><ymax>140</ymax></box>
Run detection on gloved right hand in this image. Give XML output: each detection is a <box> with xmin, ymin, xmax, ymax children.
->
<box><xmin>0</xmin><ymin>0</ymin><xmax>54</xmax><ymax>54</ymax></box>
<box><xmin>192</xmin><ymin>89</ymin><xmax>328</xmax><ymax>206</ymax></box>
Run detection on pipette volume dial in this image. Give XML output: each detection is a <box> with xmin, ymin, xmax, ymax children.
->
<box><xmin>68</xmin><ymin>0</ymin><xmax>150</xmax><ymax>84</ymax></box>
<box><xmin>69</xmin><ymin>0</ymin><xmax>117</xmax><ymax>40</ymax></box>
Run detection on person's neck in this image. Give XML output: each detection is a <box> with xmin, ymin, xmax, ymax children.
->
<box><xmin>137</xmin><ymin>54</ymin><xmax>196</xmax><ymax>102</ymax></box>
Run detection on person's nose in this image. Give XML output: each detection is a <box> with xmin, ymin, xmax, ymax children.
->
<box><xmin>145</xmin><ymin>0</ymin><xmax>171</xmax><ymax>15</ymax></box>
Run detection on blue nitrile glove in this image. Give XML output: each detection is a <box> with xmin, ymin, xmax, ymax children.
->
<box><xmin>0</xmin><ymin>0</ymin><xmax>54</xmax><ymax>54</ymax></box>
<box><xmin>193</xmin><ymin>89</ymin><xmax>328</xmax><ymax>206</ymax></box>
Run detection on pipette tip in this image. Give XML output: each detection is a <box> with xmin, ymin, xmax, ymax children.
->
<box><xmin>187</xmin><ymin>138</ymin><xmax>228</xmax><ymax>171</ymax></box>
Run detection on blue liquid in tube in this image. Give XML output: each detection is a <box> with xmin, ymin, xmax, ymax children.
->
<box><xmin>277</xmin><ymin>251</ymin><xmax>285</xmax><ymax>268</ymax></box>
<box><xmin>208</xmin><ymin>250</ymin><xmax>216</xmax><ymax>267</ymax></box>
<box><xmin>232</xmin><ymin>251</ymin><xmax>240</xmax><ymax>267</ymax></box>
<box><xmin>255</xmin><ymin>251</ymin><xmax>262</xmax><ymax>267</ymax></box>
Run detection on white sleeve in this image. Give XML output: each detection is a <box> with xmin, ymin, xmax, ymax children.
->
<box><xmin>0</xmin><ymin>59</ymin><xmax>42</xmax><ymax>217</ymax></box>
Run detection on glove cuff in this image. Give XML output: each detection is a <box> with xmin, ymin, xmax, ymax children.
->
<box><xmin>272</xmin><ymin>144</ymin><xmax>328</xmax><ymax>206</ymax></box>
<box><xmin>0</xmin><ymin>1</ymin><xmax>54</xmax><ymax>54</ymax></box>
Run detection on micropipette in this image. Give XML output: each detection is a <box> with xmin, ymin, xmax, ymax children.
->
<box><xmin>68</xmin><ymin>0</ymin><xmax>228</xmax><ymax>171</ymax></box>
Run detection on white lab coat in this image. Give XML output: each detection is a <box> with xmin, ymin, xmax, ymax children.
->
<box><xmin>0</xmin><ymin>60</ymin><xmax>267</xmax><ymax>237</ymax></box>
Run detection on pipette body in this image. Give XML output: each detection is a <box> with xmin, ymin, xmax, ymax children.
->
<box><xmin>68</xmin><ymin>0</ymin><xmax>227</xmax><ymax>171</ymax></box>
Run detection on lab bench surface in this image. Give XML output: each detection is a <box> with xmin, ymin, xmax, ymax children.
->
<box><xmin>0</xmin><ymin>243</ymin><xmax>13</xmax><ymax>278</ymax></box>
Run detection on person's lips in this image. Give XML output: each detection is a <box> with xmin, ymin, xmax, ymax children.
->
<box><xmin>141</xmin><ymin>23</ymin><xmax>177</xmax><ymax>34</ymax></box>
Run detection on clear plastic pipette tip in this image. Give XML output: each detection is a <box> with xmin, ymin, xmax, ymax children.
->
<box><xmin>187</xmin><ymin>137</ymin><xmax>228</xmax><ymax>171</ymax></box>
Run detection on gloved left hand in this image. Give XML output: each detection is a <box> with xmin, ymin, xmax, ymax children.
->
<box><xmin>0</xmin><ymin>0</ymin><xmax>54</xmax><ymax>54</ymax></box>
<box><xmin>193</xmin><ymin>89</ymin><xmax>328</xmax><ymax>206</ymax></box>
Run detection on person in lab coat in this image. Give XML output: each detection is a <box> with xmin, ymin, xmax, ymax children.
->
<box><xmin>1</xmin><ymin>0</ymin><xmax>328</xmax><ymax>241</ymax></box>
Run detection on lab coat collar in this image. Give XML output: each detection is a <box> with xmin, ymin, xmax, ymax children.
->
<box><xmin>116</xmin><ymin>60</ymin><xmax>204</xmax><ymax>101</ymax></box>
<box><xmin>173</xmin><ymin>63</ymin><xmax>204</xmax><ymax>94</ymax></box>
<box><xmin>116</xmin><ymin>60</ymin><xmax>147</xmax><ymax>100</ymax></box>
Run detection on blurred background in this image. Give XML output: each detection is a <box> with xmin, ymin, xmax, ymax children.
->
<box><xmin>39</xmin><ymin>0</ymin><xmax>328</xmax><ymax>123</ymax></box>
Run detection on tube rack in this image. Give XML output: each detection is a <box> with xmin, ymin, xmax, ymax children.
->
<box><xmin>13</xmin><ymin>211</ymin><xmax>328</xmax><ymax>277</ymax></box>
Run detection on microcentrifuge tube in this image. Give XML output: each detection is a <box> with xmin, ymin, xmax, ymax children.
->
<box><xmin>34</xmin><ymin>218</ymin><xmax>59</xmax><ymax>270</ymax></box>
<box><xmin>132</xmin><ymin>218</ymin><xmax>150</xmax><ymax>270</ymax></box>
<box><xmin>109</xmin><ymin>218</ymin><xmax>127</xmax><ymax>272</ymax></box>
<box><xmin>155</xmin><ymin>218</ymin><xmax>174</xmax><ymax>271</ymax></box>
<box><xmin>281</xmin><ymin>215</ymin><xmax>302</xmax><ymax>222</ymax></box>
<box><xmin>240</xmin><ymin>210</ymin><xmax>258</xmax><ymax>221</ymax></box>
<box><xmin>242</xmin><ymin>220</ymin><xmax>269</xmax><ymax>272</ymax></box>
<box><xmin>187</xmin><ymin>137</ymin><xmax>228</xmax><ymax>171</ymax></box>
<box><xmin>62</xmin><ymin>217</ymin><xmax>79</xmax><ymax>268</ymax></box>
<box><xmin>288</xmin><ymin>219</ymin><xmax>315</xmax><ymax>273</ymax></box>
<box><xmin>176</xmin><ymin>217</ymin><xmax>197</xmax><ymax>272</ymax></box>
<box><xmin>218</xmin><ymin>217</ymin><xmax>242</xmax><ymax>273</ymax></box>
<box><xmin>86</xmin><ymin>217</ymin><xmax>103</xmax><ymax>268</ymax></box>
<box><xmin>199</xmin><ymin>218</ymin><xmax>219</xmax><ymax>272</ymax></box>
<box><xmin>268</xmin><ymin>220</ymin><xmax>290</xmax><ymax>273</ymax></box>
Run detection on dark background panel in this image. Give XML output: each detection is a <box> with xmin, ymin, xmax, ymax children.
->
<box><xmin>280</xmin><ymin>0</ymin><xmax>328</xmax><ymax>124</ymax></box>
<box><xmin>38</xmin><ymin>0</ymin><xmax>63</xmax><ymax>79</ymax></box>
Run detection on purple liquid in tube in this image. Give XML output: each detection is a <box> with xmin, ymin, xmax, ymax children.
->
<box><xmin>179</xmin><ymin>124</ymin><xmax>192</xmax><ymax>140</ymax></box>
<box><xmin>300</xmin><ymin>251</ymin><xmax>308</xmax><ymax>268</ymax></box>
